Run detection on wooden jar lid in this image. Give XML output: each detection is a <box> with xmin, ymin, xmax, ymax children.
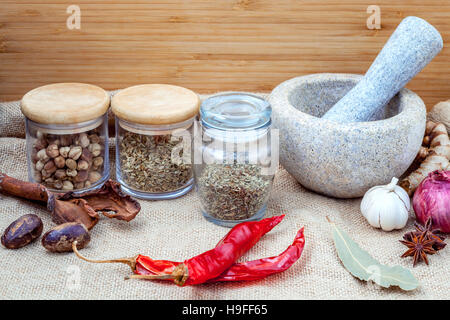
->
<box><xmin>111</xmin><ymin>84</ymin><xmax>200</xmax><ymax>125</ymax></box>
<box><xmin>21</xmin><ymin>83</ymin><xmax>110</xmax><ymax>124</ymax></box>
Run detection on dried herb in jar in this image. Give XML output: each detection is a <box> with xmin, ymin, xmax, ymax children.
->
<box><xmin>197</xmin><ymin>163</ymin><xmax>272</xmax><ymax>220</ymax></box>
<box><xmin>119</xmin><ymin>132</ymin><xmax>192</xmax><ymax>193</ymax></box>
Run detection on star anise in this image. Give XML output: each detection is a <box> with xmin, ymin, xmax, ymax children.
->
<box><xmin>399</xmin><ymin>233</ymin><xmax>437</xmax><ymax>266</ymax></box>
<box><xmin>403</xmin><ymin>217</ymin><xmax>446</xmax><ymax>251</ymax></box>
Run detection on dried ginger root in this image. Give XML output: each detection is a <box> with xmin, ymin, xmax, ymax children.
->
<box><xmin>400</xmin><ymin>120</ymin><xmax>450</xmax><ymax>196</ymax></box>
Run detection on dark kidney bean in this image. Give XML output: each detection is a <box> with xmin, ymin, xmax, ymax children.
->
<box><xmin>42</xmin><ymin>222</ymin><xmax>90</xmax><ymax>253</ymax></box>
<box><xmin>1</xmin><ymin>214</ymin><xmax>43</xmax><ymax>249</ymax></box>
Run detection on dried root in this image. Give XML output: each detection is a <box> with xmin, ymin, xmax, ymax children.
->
<box><xmin>400</xmin><ymin>121</ymin><xmax>450</xmax><ymax>196</ymax></box>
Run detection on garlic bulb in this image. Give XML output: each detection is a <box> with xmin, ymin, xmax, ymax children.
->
<box><xmin>361</xmin><ymin>177</ymin><xmax>410</xmax><ymax>231</ymax></box>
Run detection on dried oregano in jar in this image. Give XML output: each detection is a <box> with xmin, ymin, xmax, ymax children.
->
<box><xmin>21</xmin><ymin>83</ymin><xmax>110</xmax><ymax>193</ymax></box>
<box><xmin>197</xmin><ymin>163</ymin><xmax>272</xmax><ymax>221</ymax></box>
<box><xmin>118</xmin><ymin>131</ymin><xmax>192</xmax><ymax>193</ymax></box>
<box><xmin>195</xmin><ymin>92</ymin><xmax>274</xmax><ymax>227</ymax></box>
<box><xmin>112</xmin><ymin>84</ymin><xmax>200</xmax><ymax>200</ymax></box>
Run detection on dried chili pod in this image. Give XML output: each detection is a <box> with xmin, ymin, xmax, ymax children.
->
<box><xmin>210</xmin><ymin>227</ymin><xmax>305</xmax><ymax>282</ymax></box>
<box><xmin>72</xmin><ymin>215</ymin><xmax>285</xmax><ymax>286</ymax></box>
<box><xmin>134</xmin><ymin>227</ymin><xmax>306</xmax><ymax>283</ymax></box>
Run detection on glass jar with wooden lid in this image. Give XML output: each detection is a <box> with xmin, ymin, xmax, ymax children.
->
<box><xmin>111</xmin><ymin>84</ymin><xmax>200</xmax><ymax>200</ymax></box>
<box><xmin>21</xmin><ymin>83</ymin><xmax>110</xmax><ymax>193</ymax></box>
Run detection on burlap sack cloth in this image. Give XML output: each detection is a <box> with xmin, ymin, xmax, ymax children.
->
<box><xmin>0</xmin><ymin>94</ymin><xmax>448</xmax><ymax>300</ymax></box>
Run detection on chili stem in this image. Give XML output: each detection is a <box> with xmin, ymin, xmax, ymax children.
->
<box><xmin>71</xmin><ymin>241</ymin><xmax>137</xmax><ymax>270</ymax></box>
<box><xmin>125</xmin><ymin>274</ymin><xmax>176</xmax><ymax>281</ymax></box>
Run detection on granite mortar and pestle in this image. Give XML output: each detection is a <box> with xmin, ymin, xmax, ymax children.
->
<box><xmin>269</xmin><ymin>16</ymin><xmax>443</xmax><ymax>198</ymax></box>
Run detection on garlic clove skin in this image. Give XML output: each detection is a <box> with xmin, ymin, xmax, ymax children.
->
<box><xmin>378</xmin><ymin>194</ymin><xmax>409</xmax><ymax>231</ymax></box>
<box><xmin>361</xmin><ymin>177</ymin><xmax>411</xmax><ymax>231</ymax></box>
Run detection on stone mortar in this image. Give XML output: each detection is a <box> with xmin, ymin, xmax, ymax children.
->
<box><xmin>269</xmin><ymin>73</ymin><xmax>426</xmax><ymax>198</ymax></box>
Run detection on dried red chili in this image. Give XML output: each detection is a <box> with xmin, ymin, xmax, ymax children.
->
<box><xmin>134</xmin><ymin>227</ymin><xmax>305</xmax><ymax>283</ymax></box>
<box><xmin>210</xmin><ymin>227</ymin><xmax>305</xmax><ymax>282</ymax></box>
<box><xmin>72</xmin><ymin>215</ymin><xmax>285</xmax><ymax>286</ymax></box>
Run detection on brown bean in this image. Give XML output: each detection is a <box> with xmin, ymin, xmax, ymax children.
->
<box><xmin>1</xmin><ymin>214</ymin><xmax>43</xmax><ymax>249</ymax></box>
<box><xmin>46</xmin><ymin>144</ymin><xmax>60</xmax><ymax>158</ymax></box>
<box><xmin>74</xmin><ymin>170</ymin><xmax>88</xmax><ymax>182</ymax></box>
<box><xmin>41</xmin><ymin>222</ymin><xmax>90</xmax><ymax>253</ymax></box>
<box><xmin>54</xmin><ymin>156</ymin><xmax>66</xmax><ymax>168</ymax></box>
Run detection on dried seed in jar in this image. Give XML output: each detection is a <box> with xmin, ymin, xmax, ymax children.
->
<box><xmin>93</xmin><ymin>157</ymin><xmax>103</xmax><ymax>168</ymax></box>
<box><xmin>35</xmin><ymin>160</ymin><xmax>45</xmax><ymax>172</ymax></box>
<box><xmin>41</xmin><ymin>169</ymin><xmax>52</xmax><ymax>179</ymax></box>
<box><xmin>36</xmin><ymin>131</ymin><xmax>44</xmax><ymax>140</ymax></box>
<box><xmin>47</xmin><ymin>137</ymin><xmax>60</xmax><ymax>147</ymax></box>
<box><xmin>34</xmin><ymin>139</ymin><xmax>47</xmax><ymax>150</ymax></box>
<box><xmin>80</xmin><ymin>148</ymin><xmax>93</xmax><ymax>163</ymax></box>
<box><xmin>31</xmin><ymin>149</ymin><xmax>39</xmax><ymax>163</ymax></box>
<box><xmin>43</xmin><ymin>160</ymin><xmax>56</xmax><ymax>174</ymax></box>
<box><xmin>89</xmin><ymin>134</ymin><xmax>100</xmax><ymax>144</ymax></box>
<box><xmin>46</xmin><ymin>144</ymin><xmax>59</xmax><ymax>158</ymax></box>
<box><xmin>37</xmin><ymin>149</ymin><xmax>50</xmax><ymax>162</ymax></box>
<box><xmin>69</xmin><ymin>146</ymin><xmax>83</xmax><ymax>160</ymax></box>
<box><xmin>33</xmin><ymin>172</ymin><xmax>42</xmax><ymax>183</ymax></box>
<box><xmin>59</xmin><ymin>146</ymin><xmax>70</xmax><ymax>158</ymax></box>
<box><xmin>74</xmin><ymin>182</ymin><xmax>85</xmax><ymax>189</ymax></box>
<box><xmin>79</xmin><ymin>133</ymin><xmax>90</xmax><ymax>148</ymax></box>
<box><xmin>44</xmin><ymin>177</ymin><xmax>55</xmax><ymax>185</ymax></box>
<box><xmin>53</xmin><ymin>180</ymin><xmax>63</xmax><ymax>190</ymax></box>
<box><xmin>62</xmin><ymin>180</ymin><xmax>74</xmax><ymax>191</ymax></box>
<box><xmin>60</xmin><ymin>135</ymin><xmax>72</xmax><ymax>147</ymax></box>
<box><xmin>54</xmin><ymin>156</ymin><xmax>66</xmax><ymax>168</ymax></box>
<box><xmin>77</xmin><ymin>160</ymin><xmax>89</xmax><ymax>171</ymax></box>
<box><xmin>66</xmin><ymin>169</ymin><xmax>78</xmax><ymax>177</ymax></box>
<box><xmin>66</xmin><ymin>158</ymin><xmax>77</xmax><ymax>170</ymax></box>
<box><xmin>88</xmin><ymin>143</ymin><xmax>102</xmax><ymax>157</ymax></box>
<box><xmin>88</xmin><ymin>171</ymin><xmax>101</xmax><ymax>184</ymax></box>
<box><xmin>75</xmin><ymin>170</ymin><xmax>88</xmax><ymax>182</ymax></box>
<box><xmin>84</xmin><ymin>181</ymin><xmax>92</xmax><ymax>188</ymax></box>
<box><xmin>54</xmin><ymin>169</ymin><xmax>66</xmax><ymax>180</ymax></box>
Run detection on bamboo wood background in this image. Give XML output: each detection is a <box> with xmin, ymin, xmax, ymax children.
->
<box><xmin>0</xmin><ymin>0</ymin><xmax>449</xmax><ymax>109</ymax></box>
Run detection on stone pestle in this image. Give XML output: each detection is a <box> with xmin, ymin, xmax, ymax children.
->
<box><xmin>322</xmin><ymin>16</ymin><xmax>443</xmax><ymax>123</ymax></box>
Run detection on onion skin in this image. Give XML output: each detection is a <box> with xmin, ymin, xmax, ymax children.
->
<box><xmin>413</xmin><ymin>170</ymin><xmax>450</xmax><ymax>233</ymax></box>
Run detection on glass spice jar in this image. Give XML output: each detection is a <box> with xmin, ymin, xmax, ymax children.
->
<box><xmin>112</xmin><ymin>84</ymin><xmax>200</xmax><ymax>200</ymax></box>
<box><xmin>21</xmin><ymin>83</ymin><xmax>110</xmax><ymax>193</ymax></box>
<box><xmin>194</xmin><ymin>92</ymin><xmax>275</xmax><ymax>227</ymax></box>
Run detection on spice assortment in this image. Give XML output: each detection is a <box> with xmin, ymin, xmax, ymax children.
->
<box><xmin>2</xmin><ymin>72</ymin><xmax>450</xmax><ymax>296</ymax></box>
<box><xmin>0</xmin><ymin>173</ymin><xmax>141</xmax><ymax>230</ymax></box>
<box><xmin>112</xmin><ymin>84</ymin><xmax>200</xmax><ymax>200</ymax></box>
<box><xmin>0</xmin><ymin>175</ymin><xmax>139</xmax><ymax>254</ymax></box>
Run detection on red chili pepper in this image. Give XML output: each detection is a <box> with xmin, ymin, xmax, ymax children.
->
<box><xmin>72</xmin><ymin>215</ymin><xmax>285</xmax><ymax>286</ymax></box>
<box><xmin>210</xmin><ymin>227</ymin><xmax>305</xmax><ymax>282</ymax></box>
<box><xmin>135</xmin><ymin>227</ymin><xmax>305</xmax><ymax>283</ymax></box>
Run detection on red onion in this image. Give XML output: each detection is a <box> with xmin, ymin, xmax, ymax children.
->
<box><xmin>413</xmin><ymin>170</ymin><xmax>450</xmax><ymax>233</ymax></box>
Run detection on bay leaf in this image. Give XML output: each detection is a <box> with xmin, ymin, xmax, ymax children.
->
<box><xmin>329</xmin><ymin>220</ymin><xmax>419</xmax><ymax>291</ymax></box>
